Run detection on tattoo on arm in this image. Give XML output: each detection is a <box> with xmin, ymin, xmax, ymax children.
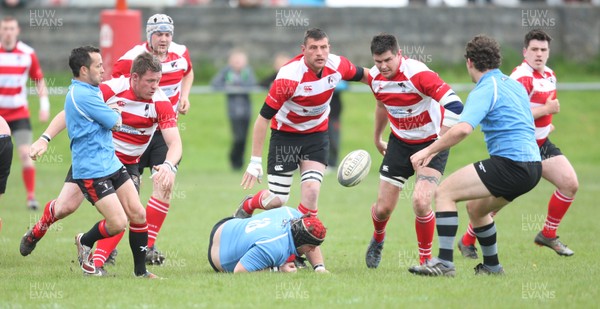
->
<box><xmin>416</xmin><ymin>174</ymin><xmax>439</xmax><ymax>184</ymax></box>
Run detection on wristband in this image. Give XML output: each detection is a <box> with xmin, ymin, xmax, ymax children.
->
<box><xmin>163</xmin><ymin>160</ymin><xmax>177</xmax><ymax>174</ymax></box>
<box><xmin>250</xmin><ymin>156</ymin><xmax>262</xmax><ymax>164</ymax></box>
<box><xmin>40</xmin><ymin>96</ymin><xmax>50</xmax><ymax>111</ymax></box>
<box><xmin>313</xmin><ymin>263</ymin><xmax>325</xmax><ymax>271</ymax></box>
<box><xmin>40</xmin><ymin>133</ymin><xmax>51</xmax><ymax>143</ymax></box>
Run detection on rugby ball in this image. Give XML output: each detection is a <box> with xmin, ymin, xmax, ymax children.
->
<box><xmin>337</xmin><ymin>150</ymin><xmax>372</xmax><ymax>187</ymax></box>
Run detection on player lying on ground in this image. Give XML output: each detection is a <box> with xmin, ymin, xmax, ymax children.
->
<box><xmin>209</xmin><ymin>206</ymin><xmax>326</xmax><ymax>273</ymax></box>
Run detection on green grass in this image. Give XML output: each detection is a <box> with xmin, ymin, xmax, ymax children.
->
<box><xmin>1</xmin><ymin>90</ymin><xmax>599</xmax><ymax>308</ymax></box>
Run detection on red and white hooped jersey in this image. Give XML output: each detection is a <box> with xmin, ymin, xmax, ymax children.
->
<box><xmin>510</xmin><ymin>61</ymin><xmax>556</xmax><ymax>146</ymax></box>
<box><xmin>368</xmin><ymin>57</ymin><xmax>453</xmax><ymax>144</ymax></box>
<box><xmin>0</xmin><ymin>41</ymin><xmax>44</xmax><ymax>122</ymax></box>
<box><xmin>265</xmin><ymin>53</ymin><xmax>358</xmax><ymax>133</ymax></box>
<box><xmin>112</xmin><ymin>42</ymin><xmax>192</xmax><ymax>112</ymax></box>
<box><xmin>100</xmin><ymin>76</ymin><xmax>177</xmax><ymax>164</ymax></box>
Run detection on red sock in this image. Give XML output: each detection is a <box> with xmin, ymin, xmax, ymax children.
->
<box><xmin>243</xmin><ymin>189</ymin><xmax>269</xmax><ymax>214</ymax></box>
<box><xmin>371</xmin><ymin>205</ymin><xmax>389</xmax><ymax>243</ymax></box>
<box><xmin>22</xmin><ymin>167</ymin><xmax>35</xmax><ymax>200</ymax></box>
<box><xmin>416</xmin><ymin>211</ymin><xmax>435</xmax><ymax>263</ymax></box>
<box><xmin>298</xmin><ymin>203</ymin><xmax>317</xmax><ymax>216</ymax></box>
<box><xmin>462</xmin><ymin>223</ymin><xmax>477</xmax><ymax>246</ymax></box>
<box><xmin>93</xmin><ymin>230</ymin><xmax>125</xmax><ymax>268</ymax></box>
<box><xmin>542</xmin><ymin>190</ymin><xmax>574</xmax><ymax>239</ymax></box>
<box><xmin>32</xmin><ymin>200</ymin><xmax>58</xmax><ymax>239</ymax></box>
<box><xmin>146</xmin><ymin>197</ymin><xmax>170</xmax><ymax>248</ymax></box>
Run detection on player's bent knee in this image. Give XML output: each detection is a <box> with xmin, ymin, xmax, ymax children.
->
<box><xmin>106</xmin><ymin>218</ymin><xmax>128</xmax><ymax>235</ymax></box>
<box><xmin>372</xmin><ymin>202</ymin><xmax>392</xmax><ymax>219</ymax></box>
<box><xmin>127</xmin><ymin>206</ymin><xmax>146</xmax><ymax>224</ymax></box>
<box><xmin>465</xmin><ymin>201</ymin><xmax>486</xmax><ymax>218</ymax></box>
<box><xmin>564</xmin><ymin>178</ymin><xmax>579</xmax><ymax>197</ymax></box>
<box><xmin>413</xmin><ymin>195</ymin><xmax>433</xmax><ymax>213</ymax></box>
<box><xmin>54</xmin><ymin>202</ymin><xmax>79</xmax><ymax>219</ymax></box>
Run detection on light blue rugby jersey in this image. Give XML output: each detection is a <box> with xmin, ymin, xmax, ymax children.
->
<box><xmin>459</xmin><ymin>69</ymin><xmax>541</xmax><ymax>162</ymax></box>
<box><xmin>64</xmin><ymin>79</ymin><xmax>122</xmax><ymax>179</ymax></box>
<box><xmin>219</xmin><ymin>207</ymin><xmax>301</xmax><ymax>272</ymax></box>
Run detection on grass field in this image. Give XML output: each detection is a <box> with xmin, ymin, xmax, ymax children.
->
<box><xmin>1</xmin><ymin>89</ymin><xmax>599</xmax><ymax>308</ymax></box>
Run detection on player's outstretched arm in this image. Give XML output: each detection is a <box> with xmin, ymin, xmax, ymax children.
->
<box><xmin>30</xmin><ymin>110</ymin><xmax>66</xmax><ymax>160</ymax></box>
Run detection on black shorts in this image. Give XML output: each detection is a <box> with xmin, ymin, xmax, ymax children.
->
<box><xmin>138</xmin><ymin>131</ymin><xmax>167</xmax><ymax>175</ymax></box>
<box><xmin>73</xmin><ymin>166</ymin><xmax>131</xmax><ymax>205</ymax></box>
<box><xmin>267</xmin><ymin>130</ymin><xmax>329</xmax><ymax>174</ymax></box>
<box><xmin>475</xmin><ymin>156</ymin><xmax>542</xmax><ymax>202</ymax></box>
<box><xmin>539</xmin><ymin>138</ymin><xmax>563</xmax><ymax>161</ymax></box>
<box><xmin>380</xmin><ymin>133</ymin><xmax>449</xmax><ymax>186</ymax></box>
<box><xmin>0</xmin><ymin>135</ymin><xmax>13</xmax><ymax>194</ymax></box>
<box><xmin>208</xmin><ymin>216</ymin><xmax>235</xmax><ymax>272</ymax></box>
<box><xmin>7</xmin><ymin>118</ymin><xmax>31</xmax><ymax>132</ymax></box>
<box><xmin>66</xmin><ymin>164</ymin><xmax>139</xmax><ymax>191</ymax></box>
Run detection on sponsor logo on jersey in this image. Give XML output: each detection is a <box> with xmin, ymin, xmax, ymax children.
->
<box><xmin>328</xmin><ymin>76</ymin><xmax>335</xmax><ymax>88</ymax></box>
<box><xmin>301</xmin><ymin>104</ymin><xmax>328</xmax><ymax>116</ymax></box>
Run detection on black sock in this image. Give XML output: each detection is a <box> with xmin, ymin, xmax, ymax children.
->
<box><xmin>474</xmin><ymin>222</ymin><xmax>500</xmax><ymax>267</ymax></box>
<box><xmin>129</xmin><ymin>222</ymin><xmax>149</xmax><ymax>276</ymax></box>
<box><xmin>80</xmin><ymin>220</ymin><xmax>110</xmax><ymax>247</ymax></box>
<box><xmin>436</xmin><ymin>211</ymin><xmax>458</xmax><ymax>263</ymax></box>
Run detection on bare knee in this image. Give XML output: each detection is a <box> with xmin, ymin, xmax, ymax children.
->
<box><xmin>53</xmin><ymin>198</ymin><xmax>81</xmax><ymax>219</ymax></box>
<box><xmin>413</xmin><ymin>193</ymin><xmax>434</xmax><ymax>216</ymax></box>
<box><xmin>374</xmin><ymin>200</ymin><xmax>394</xmax><ymax>219</ymax></box>
<box><xmin>105</xmin><ymin>216</ymin><xmax>127</xmax><ymax>235</ymax></box>
<box><xmin>558</xmin><ymin>177</ymin><xmax>579</xmax><ymax>198</ymax></box>
<box><xmin>127</xmin><ymin>203</ymin><xmax>146</xmax><ymax>224</ymax></box>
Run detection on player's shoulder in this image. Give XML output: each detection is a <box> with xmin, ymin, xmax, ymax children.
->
<box><xmin>152</xmin><ymin>88</ymin><xmax>170</xmax><ymax>104</ymax></box>
<box><xmin>368</xmin><ymin>65</ymin><xmax>381</xmax><ymax>79</ymax></box>
<box><xmin>510</xmin><ymin>62</ymin><xmax>534</xmax><ymax>79</ymax></box>
<box><xmin>102</xmin><ymin>76</ymin><xmax>130</xmax><ymax>93</ymax></box>
<box><xmin>400</xmin><ymin>57</ymin><xmax>431</xmax><ymax>78</ymax></box>
<box><xmin>168</xmin><ymin>41</ymin><xmax>188</xmax><ymax>55</ymax></box>
<box><xmin>325</xmin><ymin>53</ymin><xmax>342</xmax><ymax>67</ymax></box>
<box><xmin>275</xmin><ymin>55</ymin><xmax>305</xmax><ymax>83</ymax></box>
<box><xmin>118</xmin><ymin>44</ymin><xmax>148</xmax><ymax>61</ymax></box>
<box><xmin>15</xmin><ymin>41</ymin><xmax>35</xmax><ymax>54</ymax></box>
<box><xmin>544</xmin><ymin>65</ymin><xmax>555</xmax><ymax>75</ymax></box>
